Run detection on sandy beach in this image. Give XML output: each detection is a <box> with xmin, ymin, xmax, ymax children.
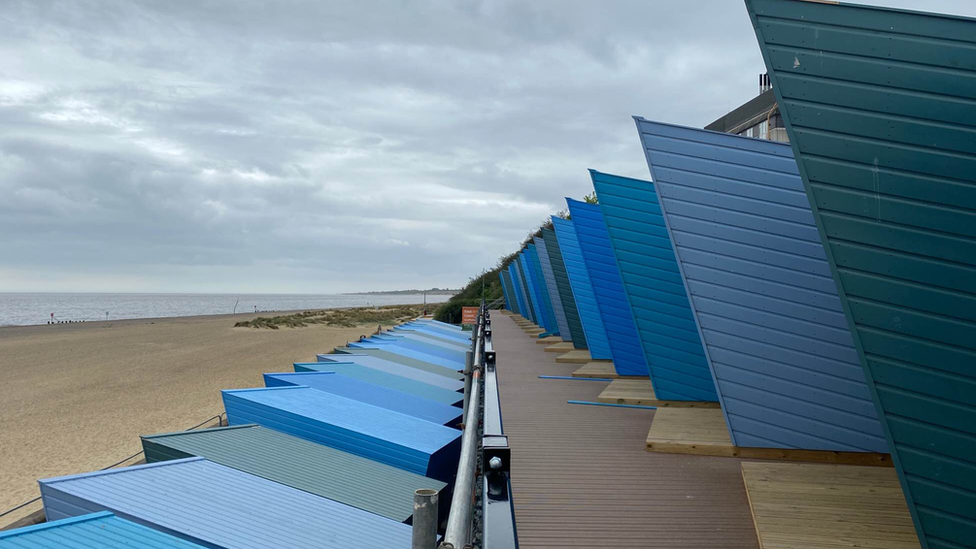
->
<box><xmin>0</xmin><ymin>310</ymin><xmax>394</xmax><ymax>526</ymax></box>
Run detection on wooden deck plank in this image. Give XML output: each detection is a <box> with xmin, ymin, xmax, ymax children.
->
<box><xmin>544</xmin><ymin>342</ymin><xmax>575</xmax><ymax>353</ymax></box>
<box><xmin>646</xmin><ymin>409</ymin><xmax>893</xmax><ymax>466</ymax></box>
<box><xmin>598</xmin><ymin>379</ymin><xmax>721</xmax><ymax>408</ymax></box>
<box><xmin>571</xmin><ymin>361</ymin><xmax>648</xmax><ymax>378</ymax></box>
<box><xmin>535</xmin><ymin>336</ymin><xmax>562</xmax><ymax>345</ymax></box>
<box><xmin>741</xmin><ymin>462</ymin><xmax>920</xmax><ymax>549</ymax></box>
<box><xmin>555</xmin><ymin>350</ymin><xmax>594</xmax><ymax>364</ymax></box>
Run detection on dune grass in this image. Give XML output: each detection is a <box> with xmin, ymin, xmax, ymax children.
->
<box><xmin>234</xmin><ymin>304</ymin><xmax>423</xmax><ymax>330</ymax></box>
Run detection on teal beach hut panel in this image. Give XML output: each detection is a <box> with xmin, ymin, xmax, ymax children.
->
<box><xmin>591</xmin><ymin>170</ymin><xmax>716</xmax><ymax>401</ymax></box>
<box><xmin>636</xmin><ymin>118</ymin><xmax>885</xmax><ymax>451</ymax></box>
<box><xmin>551</xmin><ymin>217</ymin><xmax>611</xmax><ymax>359</ymax></box>
<box><xmin>748</xmin><ymin>0</ymin><xmax>976</xmax><ymax>545</ymax></box>
<box><xmin>526</xmin><ymin>242</ymin><xmax>557</xmax><ymax>333</ymax></box>
<box><xmin>566</xmin><ymin>198</ymin><xmax>649</xmax><ymax>377</ymax></box>
<box><xmin>535</xmin><ymin>236</ymin><xmax>571</xmax><ymax>341</ymax></box>
<box><xmin>543</xmin><ymin>228</ymin><xmax>587</xmax><ymax>349</ymax></box>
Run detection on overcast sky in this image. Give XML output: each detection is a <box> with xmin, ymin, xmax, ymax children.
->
<box><xmin>2</xmin><ymin>0</ymin><xmax>973</xmax><ymax>293</ymax></box>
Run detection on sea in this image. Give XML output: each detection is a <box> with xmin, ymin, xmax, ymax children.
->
<box><xmin>0</xmin><ymin>292</ymin><xmax>452</xmax><ymax>327</ymax></box>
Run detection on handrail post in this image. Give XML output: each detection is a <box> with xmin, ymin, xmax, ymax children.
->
<box><xmin>412</xmin><ymin>489</ymin><xmax>439</xmax><ymax>549</ymax></box>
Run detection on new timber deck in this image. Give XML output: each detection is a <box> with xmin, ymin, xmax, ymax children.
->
<box><xmin>571</xmin><ymin>361</ymin><xmax>641</xmax><ymax>378</ymax></box>
<box><xmin>598</xmin><ymin>379</ymin><xmax>721</xmax><ymax>408</ymax></box>
<box><xmin>646</xmin><ymin>409</ymin><xmax>892</xmax><ymax>467</ymax></box>
<box><xmin>741</xmin><ymin>462</ymin><xmax>919</xmax><ymax>549</ymax></box>
<box><xmin>544</xmin><ymin>342</ymin><xmax>575</xmax><ymax>353</ymax></box>
<box><xmin>493</xmin><ymin>313</ymin><xmax>758</xmax><ymax>548</ymax></box>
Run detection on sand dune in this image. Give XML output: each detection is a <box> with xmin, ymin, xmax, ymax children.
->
<box><xmin>0</xmin><ymin>311</ymin><xmax>379</xmax><ymax>526</ymax></box>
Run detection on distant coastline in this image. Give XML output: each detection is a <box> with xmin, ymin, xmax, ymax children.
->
<box><xmin>349</xmin><ymin>289</ymin><xmax>458</xmax><ymax>295</ymax></box>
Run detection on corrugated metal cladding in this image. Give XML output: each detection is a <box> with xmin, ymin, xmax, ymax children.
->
<box><xmin>591</xmin><ymin>170</ymin><xmax>717</xmax><ymax>401</ymax></box>
<box><xmin>543</xmin><ymin>228</ymin><xmax>588</xmax><ymax>349</ymax></box>
<box><xmin>0</xmin><ymin>511</ymin><xmax>206</xmax><ymax>548</ymax></box>
<box><xmin>299</xmin><ymin>361</ymin><xmax>463</xmax><ymax>405</ymax></box>
<box><xmin>508</xmin><ymin>264</ymin><xmax>527</xmax><ymax>317</ymax></box>
<box><xmin>749</xmin><ymin>0</ymin><xmax>976</xmax><ymax>545</ymax></box>
<box><xmin>347</xmin><ymin>341</ymin><xmax>460</xmax><ymax>370</ymax></box>
<box><xmin>315</xmin><ymin>353</ymin><xmax>464</xmax><ymax>391</ymax></box>
<box><xmin>500</xmin><ymin>270</ymin><xmax>515</xmax><ymax>312</ymax></box>
<box><xmin>331</xmin><ymin>347</ymin><xmax>461</xmax><ymax>380</ymax></box>
<box><xmin>141</xmin><ymin>424</ymin><xmax>446</xmax><ymax>523</ymax></box>
<box><xmin>526</xmin><ymin>243</ymin><xmax>557</xmax><ymax>332</ymax></box>
<box><xmin>39</xmin><ymin>458</ymin><xmax>412</xmax><ymax>548</ymax></box>
<box><xmin>517</xmin><ymin>253</ymin><xmax>541</xmax><ymax>324</ymax></box>
<box><xmin>264</xmin><ymin>372</ymin><xmax>462</xmax><ymax>426</ymax></box>
<box><xmin>637</xmin><ymin>119</ymin><xmax>885</xmax><ymax>450</ymax></box>
<box><xmin>551</xmin><ymin>217</ymin><xmax>612</xmax><ymax>359</ymax></box>
<box><xmin>222</xmin><ymin>386</ymin><xmax>462</xmax><ymax>481</ymax></box>
<box><xmin>567</xmin><ymin>199</ymin><xmax>649</xmax><ymax>376</ymax></box>
<box><xmin>535</xmin><ymin>236</ymin><xmax>572</xmax><ymax>341</ymax></box>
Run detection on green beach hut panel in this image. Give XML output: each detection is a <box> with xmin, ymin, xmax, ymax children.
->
<box><xmin>542</xmin><ymin>227</ymin><xmax>588</xmax><ymax>349</ymax></box>
<box><xmin>748</xmin><ymin>0</ymin><xmax>976</xmax><ymax>546</ymax></box>
<box><xmin>535</xmin><ymin>235</ymin><xmax>571</xmax><ymax>341</ymax></box>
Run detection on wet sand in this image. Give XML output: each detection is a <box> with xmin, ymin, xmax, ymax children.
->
<box><xmin>0</xmin><ymin>311</ymin><xmax>386</xmax><ymax>526</ymax></box>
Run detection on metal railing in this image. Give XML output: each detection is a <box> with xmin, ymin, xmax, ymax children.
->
<box><xmin>413</xmin><ymin>303</ymin><xmax>518</xmax><ymax>549</ymax></box>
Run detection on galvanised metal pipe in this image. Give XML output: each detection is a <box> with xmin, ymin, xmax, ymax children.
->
<box><xmin>412</xmin><ymin>489</ymin><xmax>439</xmax><ymax>549</ymax></box>
<box><xmin>441</xmin><ymin>368</ymin><xmax>481</xmax><ymax>549</ymax></box>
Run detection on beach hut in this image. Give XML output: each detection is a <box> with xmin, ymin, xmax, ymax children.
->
<box><xmin>508</xmin><ymin>263</ymin><xmax>530</xmax><ymax>319</ymax></box>
<box><xmin>542</xmin><ymin>227</ymin><xmax>587</xmax><ymax>349</ymax></box>
<box><xmin>748</xmin><ymin>0</ymin><xmax>976</xmax><ymax>545</ymax></box>
<box><xmin>518</xmin><ymin>253</ymin><xmax>543</xmax><ymax>326</ymax></box>
<box><xmin>369</xmin><ymin>333</ymin><xmax>466</xmax><ymax>362</ymax></box>
<box><xmin>591</xmin><ymin>169</ymin><xmax>716</xmax><ymax>401</ymax></box>
<box><xmin>391</xmin><ymin>326</ymin><xmax>471</xmax><ymax>347</ymax></box>
<box><xmin>346</xmin><ymin>340</ymin><xmax>462</xmax><ymax>370</ymax></box>
<box><xmin>298</xmin><ymin>361</ymin><xmax>463</xmax><ymax>405</ymax></box>
<box><xmin>0</xmin><ymin>511</ymin><xmax>206</xmax><ymax>548</ymax></box>
<box><xmin>330</xmin><ymin>347</ymin><xmax>462</xmax><ymax>379</ymax></box>
<box><xmin>38</xmin><ymin>458</ymin><xmax>412</xmax><ymax>548</ymax></box>
<box><xmin>315</xmin><ymin>353</ymin><xmax>464</xmax><ymax>390</ymax></box>
<box><xmin>551</xmin><ymin>217</ymin><xmax>611</xmax><ymax>359</ymax></box>
<box><xmin>513</xmin><ymin>256</ymin><xmax>537</xmax><ymax>323</ymax></box>
<box><xmin>636</xmin><ymin>118</ymin><xmax>886</xmax><ymax>450</ymax></box>
<box><xmin>500</xmin><ymin>270</ymin><xmax>516</xmax><ymax>313</ymax></box>
<box><xmin>534</xmin><ymin>236</ymin><xmax>570</xmax><ymax>340</ymax></box>
<box><xmin>264</xmin><ymin>371</ymin><xmax>463</xmax><ymax>426</ymax></box>
<box><xmin>140</xmin><ymin>424</ymin><xmax>447</xmax><ymax>523</ymax></box>
<box><xmin>526</xmin><ymin>242</ymin><xmax>558</xmax><ymax>333</ymax></box>
<box><xmin>222</xmin><ymin>386</ymin><xmax>462</xmax><ymax>481</ymax></box>
<box><xmin>566</xmin><ymin>198</ymin><xmax>649</xmax><ymax>376</ymax></box>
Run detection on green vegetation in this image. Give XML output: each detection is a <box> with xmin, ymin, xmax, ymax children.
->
<box><xmin>235</xmin><ymin>305</ymin><xmax>423</xmax><ymax>329</ymax></box>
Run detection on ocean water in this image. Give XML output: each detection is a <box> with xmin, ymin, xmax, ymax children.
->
<box><xmin>0</xmin><ymin>292</ymin><xmax>452</xmax><ymax>327</ymax></box>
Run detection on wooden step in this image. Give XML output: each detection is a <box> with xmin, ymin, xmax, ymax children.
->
<box><xmin>741</xmin><ymin>461</ymin><xmax>919</xmax><ymax>549</ymax></box>
<box><xmin>544</xmin><ymin>342</ymin><xmax>575</xmax><ymax>353</ymax></box>
<box><xmin>571</xmin><ymin>361</ymin><xmax>646</xmax><ymax>379</ymax></box>
<box><xmin>597</xmin><ymin>379</ymin><xmax>720</xmax><ymax>408</ymax></box>
<box><xmin>536</xmin><ymin>336</ymin><xmax>562</xmax><ymax>345</ymax></box>
<box><xmin>555</xmin><ymin>351</ymin><xmax>594</xmax><ymax>365</ymax></box>
<box><xmin>646</xmin><ymin>408</ymin><xmax>892</xmax><ymax>466</ymax></box>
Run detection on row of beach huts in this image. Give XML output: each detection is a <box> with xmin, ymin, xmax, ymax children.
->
<box><xmin>1</xmin><ymin>320</ymin><xmax>473</xmax><ymax>547</ymax></box>
<box><xmin>497</xmin><ymin>1</ymin><xmax>976</xmax><ymax>548</ymax></box>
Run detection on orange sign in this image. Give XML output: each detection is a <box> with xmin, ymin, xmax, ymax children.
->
<box><xmin>461</xmin><ymin>307</ymin><xmax>479</xmax><ymax>325</ymax></box>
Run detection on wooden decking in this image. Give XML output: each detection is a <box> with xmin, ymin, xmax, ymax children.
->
<box><xmin>598</xmin><ymin>379</ymin><xmax>721</xmax><ymax>408</ymax></box>
<box><xmin>571</xmin><ymin>360</ymin><xmax>642</xmax><ymax>378</ymax></box>
<box><xmin>555</xmin><ymin>350</ymin><xmax>593</xmax><ymax>364</ymax></box>
<box><xmin>544</xmin><ymin>341</ymin><xmax>575</xmax><ymax>353</ymax></box>
<box><xmin>493</xmin><ymin>314</ymin><xmax>759</xmax><ymax>548</ymax></box>
<box><xmin>646</xmin><ymin>408</ymin><xmax>892</xmax><ymax>466</ymax></box>
<box><xmin>741</xmin><ymin>462</ymin><xmax>920</xmax><ymax>549</ymax></box>
<box><xmin>535</xmin><ymin>336</ymin><xmax>562</xmax><ymax>344</ymax></box>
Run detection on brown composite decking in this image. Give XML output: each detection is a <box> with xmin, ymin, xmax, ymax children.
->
<box><xmin>494</xmin><ymin>313</ymin><xmax>759</xmax><ymax>548</ymax></box>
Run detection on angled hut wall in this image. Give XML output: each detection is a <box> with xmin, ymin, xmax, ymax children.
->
<box><xmin>551</xmin><ymin>217</ymin><xmax>612</xmax><ymax>359</ymax></box>
<box><xmin>140</xmin><ymin>424</ymin><xmax>446</xmax><ymax>523</ymax></box>
<box><xmin>500</xmin><ymin>270</ymin><xmax>515</xmax><ymax>312</ymax></box>
<box><xmin>300</xmin><ymin>360</ymin><xmax>464</xmax><ymax>404</ymax></box>
<box><xmin>748</xmin><ymin>0</ymin><xmax>976</xmax><ymax>545</ymax></box>
<box><xmin>222</xmin><ymin>386</ymin><xmax>462</xmax><ymax>481</ymax></box>
<box><xmin>507</xmin><ymin>264</ymin><xmax>528</xmax><ymax>317</ymax></box>
<box><xmin>543</xmin><ymin>228</ymin><xmax>588</xmax><ymax>349</ymax></box>
<box><xmin>535</xmin><ymin>236</ymin><xmax>572</xmax><ymax>341</ymax></box>
<box><xmin>517</xmin><ymin>253</ymin><xmax>541</xmax><ymax>324</ymax></box>
<box><xmin>591</xmin><ymin>170</ymin><xmax>717</xmax><ymax>401</ymax></box>
<box><xmin>637</xmin><ymin>118</ymin><xmax>885</xmax><ymax>451</ymax></box>
<box><xmin>263</xmin><ymin>372</ymin><xmax>462</xmax><ymax>426</ymax></box>
<box><xmin>566</xmin><ymin>198</ymin><xmax>649</xmax><ymax>376</ymax></box>
<box><xmin>0</xmin><ymin>512</ymin><xmax>207</xmax><ymax>548</ymax></box>
<box><xmin>38</xmin><ymin>458</ymin><xmax>412</xmax><ymax>548</ymax></box>
<box><xmin>526</xmin><ymin>243</ymin><xmax>558</xmax><ymax>332</ymax></box>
